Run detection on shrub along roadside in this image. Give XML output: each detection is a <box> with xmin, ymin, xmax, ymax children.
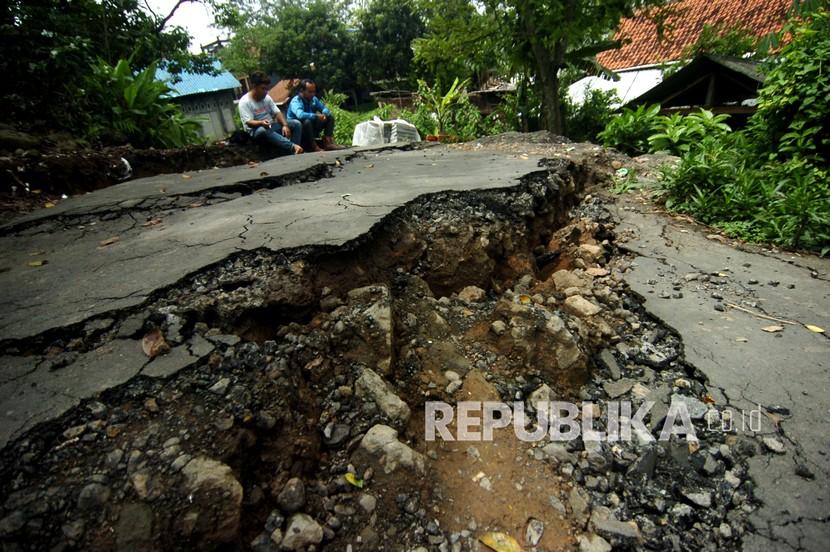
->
<box><xmin>600</xmin><ymin>10</ymin><xmax>830</xmax><ymax>254</ymax></box>
<box><xmin>324</xmin><ymin>81</ymin><xmax>514</xmax><ymax>145</ymax></box>
<box><xmin>83</xmin><ymin>59</ymin><xmax>202</xmax><ymax>149</ymax></box>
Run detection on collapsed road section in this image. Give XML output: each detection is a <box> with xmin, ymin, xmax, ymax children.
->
<box><xmin>0</xmin><ymin>139</ymin><xmax>805</xmax><ymax>551</ymax></box>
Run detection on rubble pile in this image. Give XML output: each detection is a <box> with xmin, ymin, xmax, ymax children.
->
<box><xmin>0</xmin><ymin>156</ymin><xmax>768</xmax><ymax>551</ymax></box>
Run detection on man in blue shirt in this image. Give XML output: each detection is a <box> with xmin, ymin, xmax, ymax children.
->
<box><xmin>287</xmin><ymin>79</ymin><xmax>342</xmax><ymax>152</ymax></box>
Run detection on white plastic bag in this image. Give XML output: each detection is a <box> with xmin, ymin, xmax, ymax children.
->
<box><xmin>352</xmin><ymin>117</ymin><xmax>385</xmax><ymax>146</ymax></box>
<box><xmin>352</xmin><ymin>116</ymin><xmax>421</xmax><ymax>146</ymax></box>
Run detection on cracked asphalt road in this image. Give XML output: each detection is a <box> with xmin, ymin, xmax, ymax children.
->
<box><xmin>0</xmin><ymin>143</ymin><xmax>550</xmax><ymax>445</ymax></box>
<box><xmin>0</xmin><ymin>145</ymin><xmax>545</xmax><ymax>343</ymax></box>
<box><xmin>611</xmin><ymin>200</ymin><xmax>830</xmax><ymax>551</ymax></box>
<box><xmin>0</xmin><ymin>140</ymin><xmax>828</xmax><ymax>550</ymax></box>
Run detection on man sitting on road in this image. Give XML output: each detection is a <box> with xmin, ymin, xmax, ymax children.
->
<box><xmin>287</xmin><ymin>79</ymin><xmax>341</xmax><ymax>152</ymax></box>
<box><xmin>238</xmin><ymin>71</ymin><xmax>303</xmax><ymax>155</ymax></box>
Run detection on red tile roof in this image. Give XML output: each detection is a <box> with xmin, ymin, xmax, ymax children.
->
<box><xmin>268</xmin><ymin>78</ymin><xmax>301</xmax><ymax>106</ymax></box>
<box><xmin>597</xmin><ymin>0</ymin><xmax>791</xmax><ymax>70</ymax></box>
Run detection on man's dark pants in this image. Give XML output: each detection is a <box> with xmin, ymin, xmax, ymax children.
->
<box><xmin>299</xmin><ymin>115</ymin><xmax>335</xmax><ymax>150</ymax></box>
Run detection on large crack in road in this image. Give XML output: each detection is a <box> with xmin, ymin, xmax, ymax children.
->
<box><xmin>0</xmin><ymin>136</ymin><xmax>827</xmax><ymax>551</ymax></box>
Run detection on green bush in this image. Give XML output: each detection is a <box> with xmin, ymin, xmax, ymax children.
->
<box><xmin>657</xmin><ymin>10</ymin><xmax>830</xmax><ymax>252</ymax></box>
<box><xmin>648</xmin><ymin>110</ymin><xmax>732</xmax><ymax>156</ymax></box>
<box><xmin>564</xmin><ymin>87</ymin><xmax>619</xmax><ymax>143</ymax></box>
<box><xmin>749</xmin><ymin>9</ymin><xmax>830</xmax><ymax>168</ymax></box>
<box><xmin>84</xmin><ymin>58</ymin><xmax>202</xmax><ymax>148</ymax></box>
<box><xmin>598</xmin><ymin>104</ymin><xmax>661</xmax><ymax>155</ymax></box>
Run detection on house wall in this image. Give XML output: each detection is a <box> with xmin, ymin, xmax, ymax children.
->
<box><xmin>175</xmin><ymin>90</ymin><xmax>238</xmax><ymax>141</ymax></box>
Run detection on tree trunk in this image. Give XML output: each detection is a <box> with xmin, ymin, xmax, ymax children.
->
<box><xmin>527</xmin><ymin>41</ymin><xmax>563</xmax><ymax>133</ymax></box>
<box><xmin>524</xmin><ymin>20</ymin><xmax>565</xmax><ymax>134</ymax></box>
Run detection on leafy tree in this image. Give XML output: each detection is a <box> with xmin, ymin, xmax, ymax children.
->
<box><xmin>661</xmin><ymin>23</ymin><xmax>760</xmax><ymax>76</ymax></box>
<box><xmin>488</xmin><ymin>0</ymin><xmax>664</xmax><ymax>134</ymax></box>
<box><xmin>354</xmin><ymin>0</ymin><xmax>425</xmax><ymax>88</ymax></box>
<box><xmin>414</xmin><ymin>0</ymin><xmax>664</xmax><ymax>134</ymax></box>
<box><xmin>0</xmin><ymin>0</ymin><xmax>214</xmax><ymax>131</ymax></box>
<box><xmin>218</xmin><ymin>0</ymin><xmax>356</xmax><ymax>94</ymax></box>
<box><xmin>412</xmin><ymin>0</ymin><xmax>507</xmax><ymax>88</ymax></box>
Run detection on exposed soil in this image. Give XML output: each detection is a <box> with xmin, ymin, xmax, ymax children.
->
<box><xmin>0</xmin><ymin>146</ymin><xmax>766</xmax><ymax>551</ymax></box>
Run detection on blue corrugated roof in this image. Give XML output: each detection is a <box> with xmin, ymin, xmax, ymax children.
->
<box><xmin>155</xmin><ymin>61</ymin><xmax>240</xmax><ymax>98</ymax></box>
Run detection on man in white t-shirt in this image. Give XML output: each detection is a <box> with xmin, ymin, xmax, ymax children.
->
<box><xmin>238</xmin><ymin>71</ymin><xmax>303</xmax><ymax>155</ymax></box>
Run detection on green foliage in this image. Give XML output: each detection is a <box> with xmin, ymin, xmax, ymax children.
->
<box><xmin>598</xmin><ymin>104</ymin><xmax>661</xmax><ymax>155</ymax></box>
<box><xmin>355</xmin><ymin>0</ymin><xmax>425</xmax><ymax>88</ymax></box>
<box><xmin>415</xmin><ymin>78</ymin><xmax>472</xmax><ymax>135</ymax></box>
<box><xmin>413</xmin><ymin>0</ymin><xmax>662</xmax><ymax>133</ymax></box>
<box><xmin>220</xmin><ymin>1</ymin><xmax>356</xmax><ymax>93</ymax></box>
<box><xmin>749</xmin><ymin>9</ymin><xmax>830</xmax><ymax>169</ymax></box>
<box><xmin>660</xmin><ymin>138</ymin><xmax>830</xmax><ymax>250</ymax></box>
<box><xmin>610</xmin><ymin>168</ymin><xmax>641</xmax><ymax>194</ymax></box>
<box><xmin>656</xmin><ymin>11</ymin><xmax>830</xmax><ymax>252</ymax></box>
<box><xmin>412</xmin><ymin>0</ymin><xmax>506</xmax><ymax>88</ymax></box>
<box><xmin>1</xmin><ymin>0</ymin><xmax>213</xmax><ymax>132</ymax></box>
<box><xmin>648</xmin><ymin>110</ymin><xmax>732</xmax><ymax>156</ymax></box>
<box><xmin>84</xmin><ymin>59</ymin><xmax>202</xmax><ymax>149</ymax></box>
<box><xmin>563</xmin><ymin>87</ymin><xmax>619</xmax><ymax>143</ymax></box>
<box><xmin>662</xmin><ymin>23</ymin><xmax>760</xmax><ymax>77</ymax></box>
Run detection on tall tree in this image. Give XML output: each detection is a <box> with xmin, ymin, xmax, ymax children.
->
<box><xmin>0</xmin><ymin>0</ymin><xmax>214</xmax><ymax>129</ymax></box>
<box><xmin>218</xmin><ymin>0</ymin><xmax>356</xmax><ymax>93</ymax></box>
<box><xmin>354</xmin><ymin>0</ymin><xmax>425</xmax><ymax>88</ymax></box>
<box><xmin>413</xmin><ymin>0</ymin><xmax>507</xmax><ymax>88</ymax></box>
<box><xmin>415</xmin><ymin>0</ymin><xmax>664</xmax><ymax>133</ymax></box>
<box><xmin>494</xmin><ymin>0</ymin><xmax>664</xmax><ymax>134</ymax></box>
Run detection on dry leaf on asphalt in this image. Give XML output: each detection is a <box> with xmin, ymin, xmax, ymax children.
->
<box><xmin>761</xmin><ymin>325</ymin><xmax>784</xmax><ymax>333</ymax></box>
<box><xmin>805</xmin><ymin>324</ymin><xmax>825</xmax><ymax>333</ymax></box>
<box><xmin>141</xmin><ymin>329</ymin><xmax>170</xmax><ymax>359</ymax></box>
<box><xmin>479</xmin><ymin>532</ymin><xmax>523</xmax><ymax>552</ymax></box>
<box><xmin>99</xmin><ymin>236</ymin><xmax>120</xmax><ymax>247</ymax></box>
<box><xmin>27</xmin><ymin>260</ymin><xmax>48</xmax><ymax>267</ymax></box>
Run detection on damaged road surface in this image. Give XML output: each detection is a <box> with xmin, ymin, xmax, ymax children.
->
<box><xmin>0</xmin><ymin>135</ymin><xmax>828</xmax><ymax>551</ymax></box>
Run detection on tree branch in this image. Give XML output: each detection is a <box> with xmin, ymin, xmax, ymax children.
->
<box><xmin>156</xmin><ymin>0</ymin><xmax>198</xmax><ymax>32</ymax></box>
<box><xmin>143</xmin><ymin>0</ymin><xmax>158</xmax><ymax>19</ymax></box>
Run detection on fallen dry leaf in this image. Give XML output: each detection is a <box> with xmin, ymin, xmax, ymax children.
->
<box><xmin>181</xmin><ymin>174</ymin><xmax>192</xmax><ymax>179</ymax></box>
<box><xmin>188</xmin><ymin>202</ymin><xmax>204</xmax><ymax>208</ymax></box>
<box><xmin>27</xmin><ymin>260</ymin><xmax>48</xmax><ymax>267</ymax></box>
<box><xmin>761</xmin><ymin>325</ymin><xmax>784</xmax><ymax>333</ymax></box>
<box><xmin>518</xmin><ymin>294</ymin><xmax>532</xmax><ymax>305</ymax></box>
<box><xmin>141</xmin><ymin>329</ymin><xmax>170</xmax><ymax>359</ymax></box>
<box><xmin>805</xmin><ymin>324</ymin><xmax>825</xmax><ymax>333</ymax></box>
<box><xmin>98</xmin><ymin>236</ymin><xmax>120</xmax><ymax>247</ymax></box>
<box><xmin>479</xmin><ymin>532</ymin><xmax>522</xmax><ymax>552</ymax></box>
<box><xmin>735</xmin><ymin>337</ymin><xmax>749</xmax><ymax>342</ymax></box>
